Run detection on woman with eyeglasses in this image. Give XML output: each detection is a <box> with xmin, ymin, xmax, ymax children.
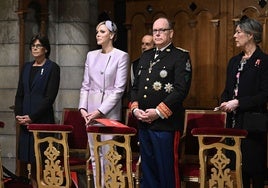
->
<box><xmin>14</xmin><ymin>34</ymin><xmax>60</xmax><ymax>187</ymax></box>
<box><xmin>78</xmin><ymin>20</ymin><xmax>129</xmax><ymax>187</ymax></box>
<box><xmin>219</xmin><ymin>16</ymin><xmax>268</xmax><ymax>188</ymax></box>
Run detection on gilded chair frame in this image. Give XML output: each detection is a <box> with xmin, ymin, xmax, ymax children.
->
<box><xmin>192</xmin><ymin>127</ymin><xmax>247</xmax><ymax>188</ymax></box>
<box><xmin>125</xmin><ymin>108</ymin><xmax>141</xmax><ymax>187</ymax></box>
<box><xmin>28</xmin><ymin>124</ymin><xmax>73</xmax><ymax>188</ymax></box>
<box><xmin>62</xmin><ymin>108</ymin><xmax>90</xmax><ymax>169</ymax></box>
<box><xmin>180</xmin><ymin>109</ymin><xmax>227</xmax><ymax>185</ymax></box>
<box><xmin>62</xmin><ymin>108</ymin><xmax>92</xmax><ymax>187</ymax></box>
<box><xmin>86</xmin><ymin>120</ymin><xmax>137</xmax><ymax>188</ymax></box>
<box><xmin>93</xmin><ymin>133</ymin><xmax>134</xmax><ymax>188</ymax></box>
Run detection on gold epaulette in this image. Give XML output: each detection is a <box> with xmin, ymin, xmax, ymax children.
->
<box><xmin>176</xmin><ymin>47</ymin><xmax>189</xmax><ymax>52</ymax></box>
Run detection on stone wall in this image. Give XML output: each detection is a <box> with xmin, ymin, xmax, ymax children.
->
<box><xmin>0</xmin><ymin>0</ymin><xmax>20</xmax><ymax>174</ymax></box>
<box><xmin>0</xmin><ymin>0</ymin><xmax>98</xmax><ymax>173</ymax></box>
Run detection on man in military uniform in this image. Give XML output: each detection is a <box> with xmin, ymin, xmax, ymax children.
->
<box><xmin>130</xmin><ymin>17</ymin><xmax>192</xmax><ymax>188</ymax></box>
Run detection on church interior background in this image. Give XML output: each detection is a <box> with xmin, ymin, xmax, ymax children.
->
<box><xmin>0</xmin><ymin>0</ymin><xmax>267</xmax><ymax>178</ymax></box>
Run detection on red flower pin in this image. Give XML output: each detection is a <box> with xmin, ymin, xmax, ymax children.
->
<box><xmin>255</xmin><ymin>59</ymin><xmax>261</xmax><ymax>67</ymax></box>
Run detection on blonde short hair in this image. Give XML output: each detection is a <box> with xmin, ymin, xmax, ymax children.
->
<box><xmin>97</xmin><ymin>20</ymin><xmax>118</xmax><ymax>42</ymax></box>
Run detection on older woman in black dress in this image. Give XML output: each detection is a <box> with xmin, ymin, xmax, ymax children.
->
<box><xmin>220</xmin><ymin>16</ymin><xmax>268</xmax><ymax>188</ymax></box>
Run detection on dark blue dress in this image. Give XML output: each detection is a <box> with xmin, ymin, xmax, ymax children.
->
<box><xmin>15</xmin><ymin>59</ymin><xmax>60</xmax><ymax>163</ymax></box>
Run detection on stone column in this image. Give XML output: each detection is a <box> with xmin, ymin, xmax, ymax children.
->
<box><xmin>0</xmin><ymin>0</ymin><xmax>20</xmax><ymax>173</ymax></box>
<box><xmin>48</xmin><ymin>0</ymin><xmax>98</xmax><ymax>122</ymax></box>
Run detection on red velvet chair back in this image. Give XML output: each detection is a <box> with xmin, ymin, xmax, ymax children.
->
<box><xmin>180</xmin><ymin>109</ymin><xmax>227</xmax><ymax>184</ymax></box>
<box><xmin>62</xmin><ymin>108</ymin><xmax>87</xmax><ymax>149</ymax></box>
<box><xmin>62</xmin><ymin>108</ymin><xmax>93</xmax><ymax>186</ymax></box>
<box><xmin>184</xmin><ymin>110</ymin><xmax>226</xmax><ymax>155</ymax></box>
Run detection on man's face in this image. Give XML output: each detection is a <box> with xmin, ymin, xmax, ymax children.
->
<box><xmin>141</xmin><ymin>35</ymin><xmax>154</xmax><ymax>52</ymax></box>
<box><xmin>152</xmin><ymin>18</ymin><xmax>173</xmax><ymax>49</ymax></box>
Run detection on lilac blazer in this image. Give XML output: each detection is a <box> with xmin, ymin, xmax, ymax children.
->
<box><xmin>79</xmin><ymin>48</ymin><xmax>129</xmax><ymax>121</ymax></box>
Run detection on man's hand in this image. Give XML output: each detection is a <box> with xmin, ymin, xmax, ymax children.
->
<box><xmin>144</xmin><ymin>108</ymin><xmax>159</xmax><ymax>123</ymax></box>
<box><xmin>133</xmin><ymin>109</ymin><xmax>149</xmax><ymax>122</ymax></box>
<box><xmin>134</xmin><ymin>108</ymin><xmax>159</xmax><ymax>123</ymax></box>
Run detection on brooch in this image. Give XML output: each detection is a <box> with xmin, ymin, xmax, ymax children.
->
<box><xmin>160</xmin><ymin>70</ymin><xmax>168</xmax><ymax>78</ymax></box>
<box><xmin>255</xmin><ymin>59</ymin><xmax>261</xmax><ymax>67</ymax></box>
<box><xmin>138</xmin><ymin>66</ymin><xmax>142</xmax><ymax>75</ymax></box>
<box><xmin>164</xmin><ymin>83</ymin><xmax>174</xmax><ymax>93</ymax></box>
<box><xmin>153</xmin><ymin>81</ymin><xmax>162</xmax><ymax>91</ymax></box>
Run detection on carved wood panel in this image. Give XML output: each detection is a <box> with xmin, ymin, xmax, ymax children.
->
<box><xmin>126</xmin><ymin>0</ymin><xmax>268</xmax><ymax>109</ymax></box>
<box><xmin>126</xmin><ymin>0</ymin><xmax>223</xmax><ymax>108</ymax></box>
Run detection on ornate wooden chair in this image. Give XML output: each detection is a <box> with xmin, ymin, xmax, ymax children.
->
<box><xmin>180</xmin><ymin>109</ymin><xmax>227</xmax><ymax>186</ymax></box>
<box><xmin>27</xmin><ymin>124</ymin><xmax>73</xmax><ymax>188</ymax></box>
<box><xmin>62</xmin><ymin>108</ymin><xmax>92</xmax><ymax>187</ymax></box>
<box><xmin>125</xmin><ymin>109</ymin><xmax>141</xmax><ymax>187</ymax></box>
<box><xmin>86</xmin><ymin>118</ymin><xmax>137</xmax><ymax>188</ymax></box>
<box><xmin>191</xmin><ymin>127</ymin><xmax>248</xmax><ymax>188</ymax></box>
<box><xmin>0</xmin><ymin>121</ymin><xmax>4</xmax><ymax>188</ymax></box>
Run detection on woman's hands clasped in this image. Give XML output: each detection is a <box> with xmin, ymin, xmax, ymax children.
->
<box><xmin>16</xmin><ymin>115</ymin><xmax>32</xmax><ymax>125</ymax></box>
<box><xmin>219</xmin><ymin>99</ymin><xmax>239</xmax><ymax>112</ymax></box>
<box><xmin>80</xmin><ymin>109</ymin><xmax>102</xmax><ymax>125</ymax></box>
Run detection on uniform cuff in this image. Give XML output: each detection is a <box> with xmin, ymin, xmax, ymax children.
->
<box><xmin>155</xmin><ymin>108</ymin><xmax>165</xmax><ymax>119</ymax></box>
<box><xmin>130</xmin><ymin>101</ymin><xmax>139</xmax><ymax>112</ymax></box>
<box><xmin>156</xmin><ymin>102</ymin><xmax>172</xmax><ymax>119</ymax></box>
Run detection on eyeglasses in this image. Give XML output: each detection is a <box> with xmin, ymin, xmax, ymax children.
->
<box><xmin>152</xmin><ymin>28</ymin><xmax>171</xmax><ymax>34</ymax></box>
<box><xmin>31</xmin><ymin>44</ymin><xmax>43</xmax><ymax>49</ymax></box>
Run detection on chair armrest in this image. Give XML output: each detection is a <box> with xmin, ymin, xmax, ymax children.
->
<box><xmin>27</xmin><ymin>124</ymin><xmax>73</xmax><ymax>132</ymax></box>
<box><xmin>191</xmin><ymin>127</ymin><xmax>248</xmax><ymax>138</ymax></box>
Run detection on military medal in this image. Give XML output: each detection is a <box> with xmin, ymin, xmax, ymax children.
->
<box><xmin>153</xmin><ymin>81</ymin><xmax>162</xmax><ymax>91</ymax></box>
<box><xmin>149</xmin><ymin>59</ymin><xmax>160</xmax><ymax>73</ymax></box>
<box><xmin>160</xmin><ymin>70</ymin><xmax>167</xmax><ymax>78</ymax></box>
<box><xmin>164</xmin><ymin>83</ymin><xmax>174</xmax><ymax>93</ymax></box>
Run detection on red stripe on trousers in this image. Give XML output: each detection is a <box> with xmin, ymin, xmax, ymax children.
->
<box><xmin>174</xmin><ymin>131</ymin><xmax>180</xmax><ymax>188</ymax></box>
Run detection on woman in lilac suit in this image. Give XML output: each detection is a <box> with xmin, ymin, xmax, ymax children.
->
<box><xmin>78</xmin><ymin>20</ymin><xmax>129</xmax><ymax>185</ymax></box>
